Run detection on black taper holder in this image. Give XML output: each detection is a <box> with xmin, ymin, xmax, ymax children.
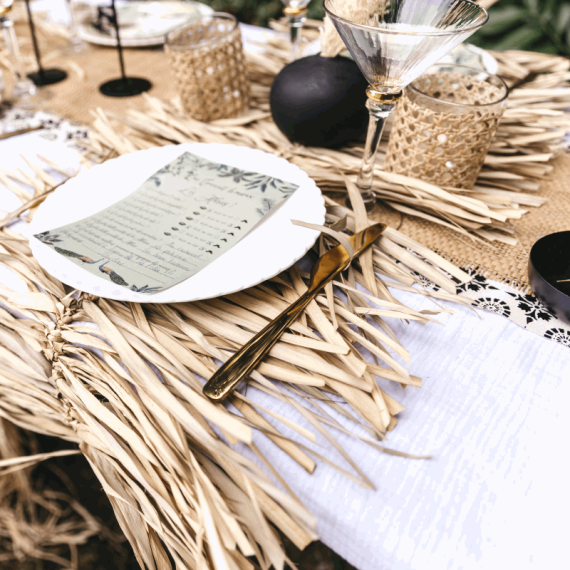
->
<box><xmin>99</xmin><ymin>0</ymin><xmax>151</xmax><ymax>97</ymax></box>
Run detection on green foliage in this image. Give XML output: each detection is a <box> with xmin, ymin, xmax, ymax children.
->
<box><xmin>200</xmin><ymin>0</ymin><xmax>324</xmax><ymax>27</ymax></box>
<box><xmin>200</xmin><ymin>0</ymin><xmax>570</xmax><ymax>56</ymax></box>
<box><xmin>470</xmin><ymin>0</ymin><xmax>570</xmax><ymax>56</ymax></box>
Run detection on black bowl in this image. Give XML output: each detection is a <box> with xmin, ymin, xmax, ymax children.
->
<box><xmin>528</xmin><ymin>231</ymin><xmax>570</xmax><ymax>325</ymax></box>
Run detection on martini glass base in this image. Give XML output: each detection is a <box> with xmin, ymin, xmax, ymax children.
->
<box><xmin>99</xmin><ymin>77</ymin><xmax>152</xmax><ymax>97</ymax></box>
<box><xmin>28</xmin><ymin>68</ymin><xmax>67</xmax><ymax>86</ymax></box>
<box><xmin>346</xmin><ymin>188</ymin><xmax>377</xmax><ymax>213</ymax></box>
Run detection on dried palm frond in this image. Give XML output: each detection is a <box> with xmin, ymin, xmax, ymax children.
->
<box><xmin>0</xmin><ymin>419</ymin><xmax>101</xmax><ymax>567</ymax></box>
<box><xmin>1</xmin><ymin>24</ymin><xmax>567</xmax><ymax>570</ymax></box>
<box><xmin>0</xmin><ymin>138</ymin><xmax>476</xmax><ymax>568</ymax></box>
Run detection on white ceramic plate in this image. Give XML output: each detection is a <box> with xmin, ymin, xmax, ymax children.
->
<box><xmin>30</xmin><ymin>144</ymin><xmax>325</xmax><ymax>303</ymax></box>
<box><xmin>78</xmin><ymin>0</ymin><xmax>213</xmax><ymax>47</ymax></box>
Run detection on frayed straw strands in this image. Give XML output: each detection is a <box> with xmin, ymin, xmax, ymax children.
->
<box><xmin>0</xmin><ymin>26</ymin><xmax>566</xmax><ymax>570</ymax></box>
<box><xmin>0</xmin><ymin>419</ymin><xmax>101</xmax><ymax>566</ymax></box>
<box><xmin>0</xmin><ymin>141</ymin><xmax>475</xmax><ymax>567</ymax></box>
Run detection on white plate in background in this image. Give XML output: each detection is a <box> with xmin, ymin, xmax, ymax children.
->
<box><xmin>78</xmin><ymin>0</ymin><xmax>214</xmax><ymax>47</ymax></box>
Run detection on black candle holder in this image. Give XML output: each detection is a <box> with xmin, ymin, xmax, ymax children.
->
<box><xmin>25</xmin><ymin>0</ymin><xmax>67</xmax><ymax>86</ymax></box>
<box><xmin>99</xmin><ymin>0</ymin><xmax>151</xmax><ymax>97</ymax></box>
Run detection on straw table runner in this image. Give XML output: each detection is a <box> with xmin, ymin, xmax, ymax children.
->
<box><xmin>7</xmin><ymin>16</ymin><xmax>568</xmax><ymax>345</ymax></box>
<box><xmin>0</xmin><ymin>140</ymin><xmax>568</xmax><ymax>569</ymax></box>
<box><xmin>1</xmin><ymin>16</ymin><xmax>570</xmax><ymax>570</ymax></box>
<box><xmin>4</xmin><ymin>105</ymin><xmax>570</xmax><ymax>347</ymax></box>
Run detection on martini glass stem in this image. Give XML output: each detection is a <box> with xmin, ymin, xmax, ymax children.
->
<box><xmin>0</xmin><ymin>16</ymin><xmax>36</xmax><ymax>98</ymax></box>
<box><xmin>284</xmin><ymin>6</ymin><xmax>307</xmax><ymax>61</ymax></box>
<box><xmin>354</xmin><ymin>91</ymin><xmax>401</xmax><ymax>210</ymax></box>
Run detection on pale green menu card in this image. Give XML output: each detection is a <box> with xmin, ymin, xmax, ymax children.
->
<box><xmin>34</xmin><ymin>152</ymin><xmax>298</xmax><ymax>294</ymax></box>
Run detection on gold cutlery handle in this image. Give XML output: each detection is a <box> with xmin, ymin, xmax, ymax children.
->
<box><xmin>203</xmin><ymin>285</ymin><xmax>319</xmax><ymax>401</ymax></box>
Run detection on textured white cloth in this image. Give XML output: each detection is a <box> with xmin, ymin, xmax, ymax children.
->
<box><xmin>243</xmin><ymin>289</ymin><xmax>570</xmax><ymax>570</ymax></box>
<box><xmin>1</xmin><ymin>134</ymin><xmax>569</xmax><ymax>570</ymax></box>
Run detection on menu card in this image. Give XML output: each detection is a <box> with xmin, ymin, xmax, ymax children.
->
<box><xmin>34</xmin><ymin>151</ymin><xmax>298</xmax><ymax>294</ymax></box>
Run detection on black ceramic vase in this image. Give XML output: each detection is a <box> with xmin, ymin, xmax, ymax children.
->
<box><xmin>270</xmin><ymin>54</ymin><xmax>369</xmax><ymax>148</ymax></box>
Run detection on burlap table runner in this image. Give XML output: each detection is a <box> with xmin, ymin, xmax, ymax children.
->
<box><xmin>10</xmin><ymin>23</ymin><xmax>570</xmax><ymax>290</ymax></box>
<box><xmin>387</xmin><ymin>151</ymin><xmax>570</xmax><ymax>289</ymax></box>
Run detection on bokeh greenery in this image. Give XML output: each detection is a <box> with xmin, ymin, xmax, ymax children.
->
<box><xmin>201</xmin><ymin>0</ymin><xmax>324</xmax><ymax>27</ymax></box>
<box><xmin>469</xmin><ymin>0</ymin><xmax>570</xmax><ymax>56</ymax></box>
<box><xmin>200</xmin><ymin>0</ymin><xmax>570</xmax><ymax>57</ymax></box>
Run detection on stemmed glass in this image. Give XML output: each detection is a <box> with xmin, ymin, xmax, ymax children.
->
<box><xmin>281</xmin><ymin>0</ymin><xmax>310</xmax><ymax>61</ymax></box>
<box><xmin>323</xmin><ymin>0</ymin><xmax>488</xmax><ymax>211</ymax></box>
<box><xmin>0</xmin><ymin>0</ymin><xmax>41</xmax><ymax>102</ymax></box>
<box><xmin>65</xmin><ymin>0</ymin><xmax>88</xmax><ymax>53</ymax></box>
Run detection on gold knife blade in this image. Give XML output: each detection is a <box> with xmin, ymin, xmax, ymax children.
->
<box><xmin>203</xmin><ymin>222</ymin><xmax>387</xmax><ymax>401</ymax></box>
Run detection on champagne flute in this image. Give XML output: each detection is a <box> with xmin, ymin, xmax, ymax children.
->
<box><xmin>281</xmin><ymin>0</ymin><xmax>310</xmax><ymax>61</ymax></box>
<box><xmin>323</xmin><ymin>0</ymin><xmax>488</xmax><ymax>211</ymax></box>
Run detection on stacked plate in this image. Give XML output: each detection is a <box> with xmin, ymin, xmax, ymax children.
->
<box><xmin>78</xmin><ymin>0</ymin><xmax>214</xmax><ymax>47</ymax></box>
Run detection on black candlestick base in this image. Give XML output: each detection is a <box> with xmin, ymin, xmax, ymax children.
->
<box><xmin>28</xmin><ymin>68</ymin><xmax>67</xmax><ymax>86</ymax></box>
<box><xmin>99</xmin><ymin>77</ymin><xmax>151</xmax><ymax>97</ymax></box>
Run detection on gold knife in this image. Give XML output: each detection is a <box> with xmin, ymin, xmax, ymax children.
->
<box><xmin>203</xmin><ymin>222</ymin><xmax>387</xmax><ymax>401</ymax></box>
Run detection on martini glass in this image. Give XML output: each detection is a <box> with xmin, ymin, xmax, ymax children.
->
<box><xmin>323</xmin><ymin>0</ymin><xmax>488</xmax><ymax>211</ymax></box>
<box><xmin>281</xmin><ymin>0</ymin><xmax>310</xmax><ymax>61</ymax></box>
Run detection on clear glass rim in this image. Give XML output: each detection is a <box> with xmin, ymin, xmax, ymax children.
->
<box><xmin>323</xmin><ymin>0</ymin><xmax>489</xmax><ymax>37</ymax></box>
<box><xmin>165</xmin><ymin>12</ymin><xmax>237</xmax><ymax>50</ymax></box>
<box><xmin>408</xmin><ymin>63</ymin><xmax>509</xmax><ymax>108</ymax></box>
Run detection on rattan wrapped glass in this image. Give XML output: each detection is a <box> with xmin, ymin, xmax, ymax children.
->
<box><xmin>385</xmin><ymin>64</ymin><xmax>508</xmax><ymax>189</ymax></box>
<box><xmin>165</xmin><ymin>13</ymin><xmax>250</xmax><ymax>122</ymax></box>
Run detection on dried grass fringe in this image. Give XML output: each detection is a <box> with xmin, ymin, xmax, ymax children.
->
<box><xmin>0</xmin><ymin>419</ymin><xmax>101</xmax><ymax>567</ymax></box>
<box><xmin>0</xmin><ymin>29</ymin><xmax>567</xmax><ymax>570</ymax></box>
<box><xmin>0</xmin><ymin>161</ymin><xmax>474</xmax><ymax>568</ymax></box>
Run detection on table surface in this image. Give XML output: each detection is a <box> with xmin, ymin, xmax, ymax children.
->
<box><xmin>1</xmin><ymin>17</ymin><xmax>570</xmax><ymax>570</ymax></box>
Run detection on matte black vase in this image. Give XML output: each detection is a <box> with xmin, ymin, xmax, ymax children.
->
<box><xmin>270</xmin><ymin>54</ymin><xmax>369</xmax><ymax>148</ymax></box>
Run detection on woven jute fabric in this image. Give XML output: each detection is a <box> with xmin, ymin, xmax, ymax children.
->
<box><xmin>385</xmin><ymin>72</ymin><xmax>506</xmax><ymax>190</ymax></box>
<box><xmin>9</xmin><ymin>23</ymin><xmax>178</xmax><ymax>124</ymax></box>
<box><xmin>164</xmin><ymin>19</ymin><xmax>250</xmax><ymax>122</ymax></box>
<box><xmin>10</xmin><ymin>25</ymin><xmax>570</xmax><ymax>290</ymax></box>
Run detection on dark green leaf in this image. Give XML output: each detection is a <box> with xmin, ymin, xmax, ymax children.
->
<box><xmin>523</xmin><ymin>0</ymin><xmax>539</xmax><ymax>13</ymax></box>
<box><xmin>479</xmin><ymin>6</ymin><xmax>527</xmax><ymax>36</ymax></box>
<box><xmin>555</xmin><ymin>4</ymin><xmax>570</xmax><ymax>36</ymax></box>
<box><xmin>492</xmin><ymin>24</ymin><xmax>545</xmax><ymax>51</ymax></box>
<box><xmin>542</xmin><ymin>0</ymin><xmax>557</xmax><ymax>20</ymax></box>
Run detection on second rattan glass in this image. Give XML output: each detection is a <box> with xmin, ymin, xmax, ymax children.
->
<box><xmin>165</xmin><ymin>13</ymin><xmax>250</xmax><ymax>122</ymax></box>
<box><xmin>385</xmin><ymin>64</ymin><xmax>508</xmax><ymax>189</ymax></box>
<box><xmin>324</xmin><ymin>0</ymin><xmax>488</xmax><ymax>211</ymax></box>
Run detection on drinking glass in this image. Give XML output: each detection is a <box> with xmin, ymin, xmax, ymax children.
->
<box><xmin>165</xmin><ymin>13</ymin><xmax>250</xmax><ymax>122</ymax></box>
<box><xmin>385</xmin><ymin>64</ymin><xmax>508</xmax><ymax>189</ymax></box>
<box><xmin>281</xmin><ymin>0</ymin><xmax>310</xmax><ymax>61</ymax></box>
<box><xmin>323</xmin><ymin>0</ymin><xmax>488</xmax><ymax>211</ymax></box>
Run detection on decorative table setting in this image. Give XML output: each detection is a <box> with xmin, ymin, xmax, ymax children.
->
<box><xmin>0</xmin><ymin>1</ymin><xmax>569</xmax><ymax>569</ymax></box>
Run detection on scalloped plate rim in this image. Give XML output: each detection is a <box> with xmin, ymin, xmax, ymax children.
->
<box><xmin>29</xmin><ymin>143</ymin><xmax>325</xmax><ymax>303</ymax></box>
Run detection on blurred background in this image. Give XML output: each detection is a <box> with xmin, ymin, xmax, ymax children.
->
<box><xmin>203</xmin><ymin>0</ymin><xmax>570</xmax><ymax>57</ymax></box>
